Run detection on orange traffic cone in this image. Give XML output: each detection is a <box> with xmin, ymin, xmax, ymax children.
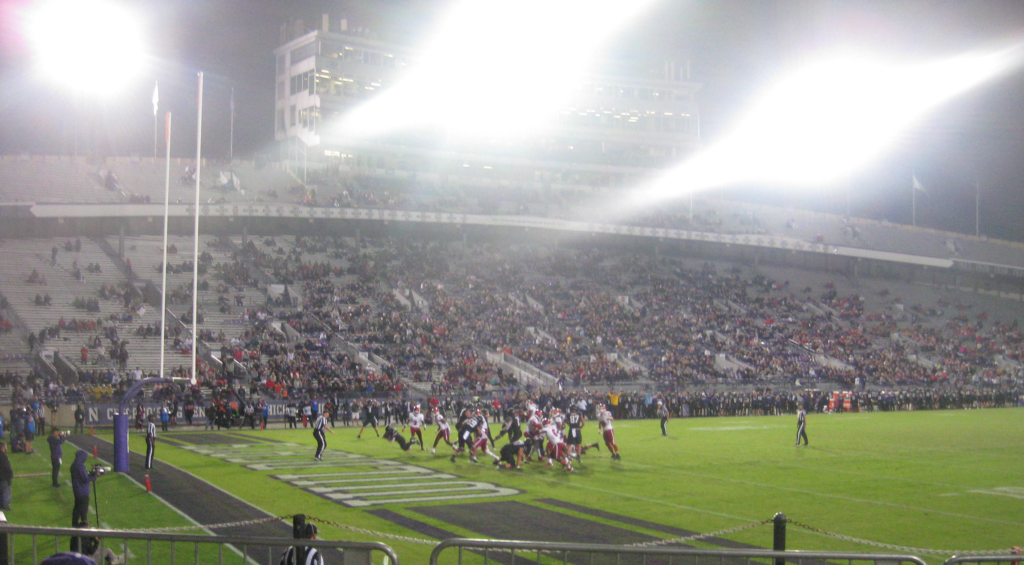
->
<box><xmin>93</xmin><ymin>446</ymin><xmax>98</xmax><ymax>458</ymax></box>
<box><xmin>145</xmin><ymin>474</ymin><xmax>151</xmax><ymax>492</ymax></box>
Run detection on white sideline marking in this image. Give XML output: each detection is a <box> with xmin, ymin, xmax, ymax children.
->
<box><xmin>969</xmin><ymin>487</ymin><xmax>1024</xmax><ymax>500</ymax></box>
<box><xmin>690</xmin><ymin>426</ymin><xmax>772</xmax><ymax>431</ymax></box>
<box><xmin>70</xmin><ymin>439</ymin><xmax>259</xmax><ymax>565</ymax></box>
<box><xmin>100</xmin><ymin>522</ymin><xmax>137</xmax><ymax>558</ymax></box>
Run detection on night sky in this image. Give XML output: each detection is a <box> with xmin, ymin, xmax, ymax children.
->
<box><xmin>1</xmin><ymin>0</ymin><xmax>1023</xmax><ymax>239</ymax></box>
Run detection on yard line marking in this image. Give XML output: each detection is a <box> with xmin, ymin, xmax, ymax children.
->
<box><xmin>613</xmin><ymin>460</ymin><xmax>1024</xmax><ymax>528</ymax></box>
<box><xmin>515</xmin><ymin>472</ymin><xmax>758</xmax><ymax>523</ymax></box>
<box><xmin>770</xmin><ymin>461</ymin><xmax>965</xmax><ymax>489</ymax></box>
<box><xmin>801</xmin><ymin>443</ymin><xmax>1021</xmax><ymax>476</ymax></box>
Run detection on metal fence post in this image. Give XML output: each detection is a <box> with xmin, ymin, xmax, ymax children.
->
<box><xmin>772</xmin><ymin>513</ymin><xmax>787</xmax><ymax>565</ymax></box>
<box><xmin>293</xmin><ymin>514</ymin><xmax>306</xmax><ymax>539</ymax></box>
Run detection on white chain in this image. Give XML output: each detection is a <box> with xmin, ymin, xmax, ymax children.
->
<box><xmin>131</xmin><ymin>515</ymin><xmax>292</xmax><ymax>533</ymax></box>
<box><xmin>99</xmin><ymin>514</ymin><xmax>1024</xmax><ymax>557</ymax></box>
<box><xmin>305</xmin><ymin>517</ymin><xmax>437</xmax><ymax>546</ymax></box>
<box><xmin>629</xmin><ymin>519</ymin><xmax>773</xmax><ymax>547</ymax></box>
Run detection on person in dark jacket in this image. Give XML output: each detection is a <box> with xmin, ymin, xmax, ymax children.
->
<box><xmin>74</xmin><ymin>405</ymin><xmax>86</xmax><ymax>434</ymax></box>
<box><xmin>48</xmin><ymin>427</ymin><xmax>66</xmax><ymax>487</ymax></box>
<box><xmin>70</xmin><ymin>450</ymin><xmax>95</xmax><ymax>526</ymax></box>
<box><xmin>0</xmin><ymin>442</ymin><xmax>12</xmax><ymax>511</ymax></box>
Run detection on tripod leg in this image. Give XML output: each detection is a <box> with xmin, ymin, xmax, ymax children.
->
<box><xmin>93</xmin><ymin>479</ymin><xmax>99</xmax><ymax>525</ymax></box>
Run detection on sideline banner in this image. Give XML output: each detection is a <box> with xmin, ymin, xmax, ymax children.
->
<box><xmin>81</xmin><ymin>401</ymin><xmax>296</xmax><ymax>425</ymax></box>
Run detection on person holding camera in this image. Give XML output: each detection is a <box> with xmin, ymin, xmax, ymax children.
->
<box><xmin>70</xmin><ymin>450</ymin><xmax>96</xmax><ymax>526</ymax></box>
<box><xmin>48</xmin><ymin>427</ymin><xmax>67</xmax><ymax>487</ymax></box>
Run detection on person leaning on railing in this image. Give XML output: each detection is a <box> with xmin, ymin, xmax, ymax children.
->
<box><xmin>69</xmin><ymin>521</ymin><xmax>124</xmax><ymax>564</ymax></box>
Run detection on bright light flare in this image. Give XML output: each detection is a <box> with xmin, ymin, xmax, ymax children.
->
<box><xmin>622</xmin><ymin>45</ymin><xmax>1024</xmax><ymax>213</ymax></box>
<box><xmin>337</xmin><ymin>0</ymin><xmax>658</xmax><ymax>140</ymax></box>
<box><xmin>26</xmin><ymin>0</ymin><xmax>147</xmax><ymax>97</ymax></box>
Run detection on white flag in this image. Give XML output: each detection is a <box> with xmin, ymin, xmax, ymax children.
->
<box><xmin>912</xmin><ymin>174</ymin><xmax>926</xmax><ymax>192</ymax></box>
<box><xmin>152</xmin><ymin>81</ymin><xmax>159</xmax><ymax>117</ymax></box>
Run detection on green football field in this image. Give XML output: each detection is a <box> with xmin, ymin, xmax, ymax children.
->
<box><xmin>11</xmin><ymin>407</ymin><xmax>1024</xmax><ymax>564</ymax></box>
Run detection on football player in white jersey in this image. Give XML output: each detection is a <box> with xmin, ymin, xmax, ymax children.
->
<box><xmin>541</xmin><ymin>418</ymin><xmax>573</xmax><ymax>472</ymax></box>
<box><xmin>597</xmin><ymin>404</ymin><xmax>621</xmax><ymax>460</ymax></box>
<box><xmin>430</xmin><ymin>408</ymin><xmax>453</xmax><ymax>453</ymax></box>
<box><xmin>405</xmin><ymin>405</ymin><xmax>426</xmax><ymax>450</ymax></box>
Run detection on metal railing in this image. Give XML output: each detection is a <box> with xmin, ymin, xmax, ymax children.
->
<box><xmin>429</xmin><ymin>539</ymin><xmax>928</xmax><ymax>565</ymax></box>
<box><xmin>944</xmin><ymin>556</ymin><xmax>1022</xmax><ymax>565</ymax></box>
<box><xmin>0</xmin><ymin>524</ymin><xmax>399</xmax><ymax>565</ymax></box>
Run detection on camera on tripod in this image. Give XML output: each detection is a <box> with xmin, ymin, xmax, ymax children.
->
<box><xmin>89</xmin><ymin>464</ymin><xmax>111</xmax><ymax>478</ymax></box>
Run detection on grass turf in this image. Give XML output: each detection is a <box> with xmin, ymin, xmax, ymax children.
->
<box><xmin>11</xmin><ymin>408</ymin><xmax>1024</xmax><ymax>564</ymax></box>
<box><xmin>7</xmin><ymin>444</ymin><xmax>229</xmax><ymax>564</ymax></box>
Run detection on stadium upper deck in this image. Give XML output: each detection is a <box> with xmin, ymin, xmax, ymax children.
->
<box><xmin>4</xmin><ymin>154</ymin><xmax>1024</xmax><ymax>279</ymax></box>
<box><xmin>273</xmin><ymin>15</ymin><xmax>702</xmax><ymax>192</ymax></box>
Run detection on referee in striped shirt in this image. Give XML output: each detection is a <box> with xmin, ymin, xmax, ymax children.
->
<box><xmin>145</xmin><ymin>415</ymin><xmax>157</xmax><ymax>469</ymax></box>
<box><xmin>313</xmin><ymin>411</ymin><xmax>334</xmax><ymax>461</ymax></box>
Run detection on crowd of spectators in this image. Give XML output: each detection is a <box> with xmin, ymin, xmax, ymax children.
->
<box><xmin>233</xmin><ymin>236</ymin><xmax>1024</xmax><ymax>402</ymax></box>
<box><xmin>4</xmin><ymin>229</ymin><xmax>1023</xmax><ymax>421</ymax></box>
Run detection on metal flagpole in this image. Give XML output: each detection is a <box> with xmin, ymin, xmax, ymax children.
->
<box><xmin>229</xmin><ymin>87</ymin><xmax>234</xmax><ymax>163</ymax></box>
<box><xmin>153</xmin><ymin>81</ymin><xmax>159</xmax><ymax>158</ymax></box>
<box><xmin>912</xmin><ymin>177</ymin><xmax>916</xmax><ymax>227</ymax></box>
<box><xmin>192</xmin><ymin>72</ymin><xmax>203</xmax><ymax>385</ymax></box>
<box><xmin>160</xmin><ymin>112</ymin><xmax>172</xmax><ymax>379</ymax></box>
<box><xmin>975</xmin><ymin>182</ymin><xmax>980</xmax><ymax>237</ymax></box>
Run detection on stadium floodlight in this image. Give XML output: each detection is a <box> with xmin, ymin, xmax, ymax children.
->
<box><xmin>337</xmin><ymin>0</ymin><xmax>658</xmax><ymax>140</ymax></box>
<box><xmin>617</xmin><ymin>45</ymin><xmax>1024</xmax><ymax>214</ymax></box>
<box><xmin>25</xmin><ymin>0</ymin><xmax>147</xmax><ymax>97</ymax></box>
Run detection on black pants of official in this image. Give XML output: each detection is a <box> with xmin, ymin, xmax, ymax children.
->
<box><xmin>660</xmin><ymin>417</ymin><xmax>668</xmax><ymax>435</ymax></box>
<box><xmin>796</xmin><ymin>423</ymin><xmax>808</xmax><ymax>445</ymax></box>
<box><xmin>145</xmin><ymin>438</ymin><xmax>155</xmax><ymax>469</ymax></box>
<box><xmin>51</xmin><ymin>457</ymin><xmax>61</xmax><ymax>487</ymax></box>
<box><xmin>314</xmin><ymin>430</ymin><xmax>326</xmax><ymax>459</ymax></box>
<box><xmin>72</xmin><ymin>495</ymin><xmax>90</xmax><ymax>526</ymax></box>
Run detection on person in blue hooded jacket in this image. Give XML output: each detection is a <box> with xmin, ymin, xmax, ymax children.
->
<box><xmin>70</xmin><ymin>450</ymin><xmax>95</xmax><ymax>526</ymax></box>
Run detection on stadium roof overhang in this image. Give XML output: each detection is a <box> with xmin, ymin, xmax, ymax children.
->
<box><xmin>27</xmin><ymin>202</ymin><xmax>954</xmax><ymax>269</ymax></box>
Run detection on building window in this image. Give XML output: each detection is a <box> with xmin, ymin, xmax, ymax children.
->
<box><xmin>290</xmin><ymin>70</ymin><xmax>317</xmax><ymax>96</ymax></box>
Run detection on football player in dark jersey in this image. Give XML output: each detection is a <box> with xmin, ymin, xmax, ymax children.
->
<box><xmin>495</xmin><ymin>441</ymin><xmax>526</xmax><ymax>470</ymax></box>
<box><xmin>382</xmin><ymin>425</ymin><xmax>417</xmax><ymax>451</ymax></box>
<box><xmin>494</xmin><ymin>411</ymin><xmax>523</xmax><ymax>443</ymax></box>
<box><xmin>450</xmin><ymin>409</ymin><xmax>480</xmax><ymax>463</ymax></box>
<box><xmin>356</xmin><ymin>400</ymin><xmax>380</xmax><ymax>439</ymax></box>
<box><xmin>565</xmin><ymin>405</ymin><xmax>600</xmax><ymax>461</ymax></box>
